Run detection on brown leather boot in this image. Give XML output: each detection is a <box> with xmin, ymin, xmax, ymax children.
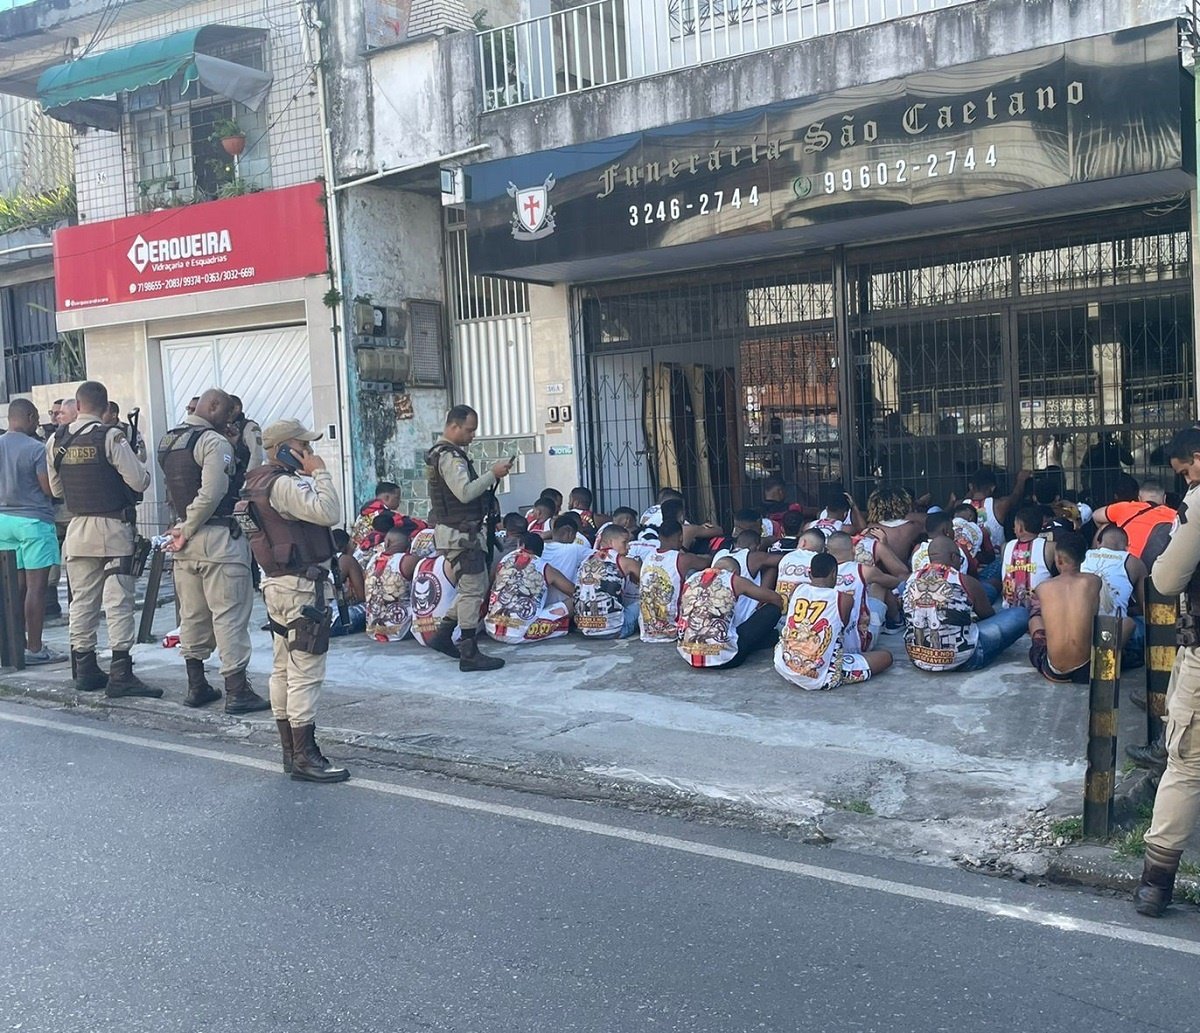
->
<box><xmin>105</xmin><ymin>651</ymin><xmax>163</xmax><ymax>698</ymax></box>
<box><xmin>73</xmin><ymin>649</ymin><xmax>108</xmax><ymax>692</ymax></box>
<box><xmin>458</xmin><ymin>629</ymin><xmax>504</xmax><ymax>672</ymax></box>
<box><xmin>429</xmin><ymin>618</ymin><xmax>461</xmax><ymax>659</ymax></box>
<box><xmin>290</xmin><ymin>724</ymin><xmax>349</xmax><ymax>783</ymax></box>
<box><xmin>276</xmin><ymin>719</ymin><xmax>294</xmax><ymax>774</ymax></box>
<box><xmin>1134</xmin><ymin>843</ymin><xmax>1182</xmax><ymax>918</ymax></box>
<box><xmin>223</xmin><ymin>668</ymin><xmax>271</xmax><ymax>714</ymax></box>
<box><xmin>183</xmin><ymin>658</ymin><xmax>221</xmax><ymax>708</ymax></box>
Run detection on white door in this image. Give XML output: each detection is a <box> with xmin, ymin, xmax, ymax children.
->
<box><xmin>161</xmin><ymin>327</ymin><xmax>313</xmax><ymax>430</ymax></box>
<box><xmin>590</xmin><ymin>351</ymin><xmax>655</xmax><ymax>512</ymax></box>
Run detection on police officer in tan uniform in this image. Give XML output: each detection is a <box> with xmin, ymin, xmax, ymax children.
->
<box><xmin>158</xmin><ymin>388</ymin><xmax>270</xmax><ymax>714</ymax></box>
<box><xmin>47</xmin><ymin>381</ymin><xmax>160</xmax><ymax>698</ymax></box>
<box><xmin>241</xmin><ymin>419</ymin><xmax>347</xmax><ymax>783</ymax></box>
<box><xmin>1136</xmin><ymin>425</ymin><xmax>1200</xmax><ymax>917</ymax></box>
<box><xmin>227</xmin><ymin>395</ymin><xmax>265</xmax><ymax>470</ymax></box>
<box><xmin>425</xmin><ymin>405</ymin><xmax>512</xmax><ymax>671</ymax></box>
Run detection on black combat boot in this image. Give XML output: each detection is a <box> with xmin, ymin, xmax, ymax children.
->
<box><xmin>105</xmin><ymin>651</ymin><xmax>163</xmax><ymax>699</ymax></box>
<box><xmin>1126</xmin><ymin>739</ymin><xmax>1168</xmax><ymax>777</ymax></box>
<box><xmin>458</xmin><ymin>628</ymin><xmax>504</xmax><ymax>672</ymax></box>
<box><xmin>223</xmin><ymin>668</ymin><xmax>271</xmax><ymax>715</ymax></box>
<box><xmin>289</xmin><ymin>724</ymin><xmax>349</xmax><ymax>783</ymax></box>
<box><xmin>276</xmin><ymin>719</ymin><xmax>294</xmax><ymax>774</ymax></box>
<box><xmin>429</xmin><ymin>617</ymin><xmax>461</xmax><ymax>659</ymax></box>
<box><xmin>72</xmin><ymin>650</ymin><xmax>108</xmax><ymax>692</ymax></box>
<box><xmin>1134</xmin><ymin>843</ymin><xmax>1183</xmax><ymax>918</ymax></box>
<box><xmin>183</xmin><ymin>658</ymin><xmax>221</xmax><ymax>708</ymax></box>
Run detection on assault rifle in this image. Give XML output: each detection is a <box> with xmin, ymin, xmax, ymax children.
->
<box><xmin>126</xmin><ymin>407</ymin><xmax>142</xmax><ymax>455</ymax></box>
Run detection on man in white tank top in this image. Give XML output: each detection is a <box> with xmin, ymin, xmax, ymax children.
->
<box><xmin>826</xmin><ymin>532</ymin><xmax>901</xmax><ymax>652</ymax></box>
<box><xmin>411</xmin><ymin>553</ymin><xmax>461</xmax><ymax>648</ymax></box>
<box><xmin>774</xmin><ymin>553</ymin><xmax>894</xmax><ymax>690</ymax></box>
<box><xmin>1001</xmin><ymin>505</ymin><xmax>1056</xmax><ymax>609</ymax></box>
<box><xmin>1081</xmin><ymin>524</ymin><xmax>1147</xmax><ymax>653</ymax></box>
<box><xmin>575</xmin><ymin>524</ymin><xmax>642</xmax><ymax>639</ymax></box>
<box><xmin>484</xmin><ymin>533</ymin><xmax>574</xmax><ymax>643</ymax></box>
<box><xmin>639</xmin><ymin>521</ymin><xmax>711</xmax><ymax>643</ymax></box>
<box><xmin>677</xmin><ymin>556</ymin><xmax>783</xmax><ymax>669</ymax></box>
<box><xmin>773</xmin><ymin>529</ymin><xmax>828</xmax><ymax>611</ymax></box>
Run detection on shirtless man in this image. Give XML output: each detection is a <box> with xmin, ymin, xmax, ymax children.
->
<box><xmin>864</xmin><ymin>486</ymin><xmax>925</xmax><ymax>564</ymax></box>
<box><xmin>1027</xmin><ymin>532</ymin><xmax>1101</xmax><ymax>685</ymax></box>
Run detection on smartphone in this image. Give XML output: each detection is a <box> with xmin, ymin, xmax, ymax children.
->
<box><xmin>276</xmin><ymin>444</ymin><xmax>303</xmax><ymax>472</ymax></box>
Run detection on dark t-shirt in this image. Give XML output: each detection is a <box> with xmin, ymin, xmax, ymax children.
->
<box><xmin>0</xmin><ymin>431</ymin><xmax>53</xmax><ymax>522</ymax></box>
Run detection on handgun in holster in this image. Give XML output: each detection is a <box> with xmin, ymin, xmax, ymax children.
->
<box><xmin>1178</xmin><ymin>580</ymin><xmax>1200</xmax><ymax>647</ymax></box>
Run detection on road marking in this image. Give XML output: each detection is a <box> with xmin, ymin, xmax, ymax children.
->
<box><xmin>5</xmin><ymin>705</ymin><xmax>1199</xmax><ymax>957</ymax></box>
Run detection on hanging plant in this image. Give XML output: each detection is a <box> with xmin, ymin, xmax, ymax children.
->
<box><xmin>211</xmin><ymin>117</ymin><xmax>247</xmax><ymax>156</ymax></box>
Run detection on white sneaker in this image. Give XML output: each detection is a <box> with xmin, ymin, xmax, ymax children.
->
<box><xmin>25</xmin><ymin>646</ymin><xmax>69</xmax><ymax>665</ymax></box>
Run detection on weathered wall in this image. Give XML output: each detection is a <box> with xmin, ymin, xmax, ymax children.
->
<box><xmin>337</xmin><ymin>183</ymin><xmax>449</xmax><ymax>515</ymax></box>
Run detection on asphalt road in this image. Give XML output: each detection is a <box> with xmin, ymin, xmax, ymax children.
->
<box><xmin>3</xmin><ymin>704</ymin><xmax>1200</xmax><ymax>1033</ymax></box>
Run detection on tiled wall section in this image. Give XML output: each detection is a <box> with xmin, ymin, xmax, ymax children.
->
<box><xmin>397</xmin><ymin>435</ymin><xmax>539</xmax><ymax>519</ymax></box>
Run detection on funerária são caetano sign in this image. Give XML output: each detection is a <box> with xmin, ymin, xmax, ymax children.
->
<box><xmin>467</xmin><ymin>21</ymin><xmax>1191</xmax><ymax>279</ymax></box>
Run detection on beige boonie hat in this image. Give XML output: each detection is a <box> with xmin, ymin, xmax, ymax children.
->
<box><xmin>262</xmin><ymin>419</ymin><xmax>323</xmax><ymax>450</ymax></box>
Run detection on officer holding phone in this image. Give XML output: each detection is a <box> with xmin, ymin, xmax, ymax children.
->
<box><xmin>426</xmin><ymin>404</ymin><xmax>513</xmax><ymax>671</ymax></box>
<box><xmin>241</xmin><ymin>420</ymin><xmax>347</xmax><ymax>783</ymax></box>
<box><xmin>158</xmin><ymin>388</ymin><xmax>269</xmax><ymax>714</ymax></box>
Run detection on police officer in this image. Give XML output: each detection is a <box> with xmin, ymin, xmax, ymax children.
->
<box><xmin>1136</xmin><ymin>425</ymin><xmax>1200</xmax><ymax>917</ymax></box>
<box><xmin>46</xmin><ymin>381</ymin><xmax>160</xmax><ymax>698</ymax></box>
<box><xmin>158</xmin><ymin>388</ymin><xmax>270</xmax><ymax>714</ymax></box>
<box><xmin>242</xmin><ymin>419</ymin><xmax>347</xmax><ymax>783</ymax></box>
<box><xmin>425</xmin><ymin>405</ymin><xmax>512</xmax><ymax>671</ymax></box>
<box><xmin>227</xmin><ymin>395</ymin><xmax>265</xmax><ymax>470</ymax></box>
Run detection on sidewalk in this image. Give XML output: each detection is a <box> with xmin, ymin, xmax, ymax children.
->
<box><xmin>5</xmin><ymin>593</ymin><xmax>1160</xmax><ymax>869</ymax></box>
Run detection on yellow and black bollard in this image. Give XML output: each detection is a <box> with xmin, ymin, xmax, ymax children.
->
<box><xmin>1144</xmin><ymin>581</ymin><xmax>1178</xmax><ymax>747</ymax></box>
<box><xmin>1083</xmin><ymin>614</ymin><xmax>1123</xmax><ymax>839</ymax></box>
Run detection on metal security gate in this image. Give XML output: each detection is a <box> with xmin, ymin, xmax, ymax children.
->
<box><xmin>576</xmin><ymin>204</ymin><xmax>1194</xmax><ymax>521</ymax></box>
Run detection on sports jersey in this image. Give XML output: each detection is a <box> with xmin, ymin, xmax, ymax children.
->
<box><xmin>1081</xmin><ymin>547</ymin><xmax>1134</xmax><ymax>617</ymax></box>
<box><xmin>851</xmin><ymin>535</ymin><xmax>878</xmax><ymax>566</ymax></box>
<box><xmin>774</xmin><ymin>548</ymin><xmax>819</xmax><ymax>608</ymax></box>
<box><xmin>903</xmin><ymin>563</ymin><xmax>978</xmax><ymax>672</ymax></box>
<box><xmin>1001</xmin><ymin>537</ymin><xmax>1051</xmax><ymax>609</ymax></box>
<box><xmin>409</xmin><ymin>527</ymin><xmax>438</xmax><ymax>559</ymax></box>
<box><xmin>410</xmin><ymin>555</ymin><xmax>459</xmax><ymax>646</ymax></box>
<box><xmin>677</xmin><ymin>568</ymin><xmax>755</xmax><ymax>667</ymax></box>
<box><xmin>774</xmin><ymin>584</ymin><xmax>849</xmax><ymax>691</ymax></box>
<box><xmin>485</xmin><ymin>549</ymin><xmax>570</xmax><ymax>643</ymax></box>
<box><xmin>969</xmin><ymin>496</ymin><xmax>1005</xmax><ymax>551</ymax></box>
<box><xmin>836</xmin><ymin>560</ymin><xmax>872</xmax><ymax>653</ymax></box>
<box><xmin>364</xmin><ymin>549</ymin><xmax>412</xmax><ymax>642</ymax></box>
<box><xmin>574</xmin><ymin>548</ymin><xmax>628</xmax><ymax>638</ymax></box>
<box><xmin>910</xmin><ymin>540</ymin><xmax>969</xmax><ymax>575</ymax></box>
<box><xmin>639</xmin><ymin>548</ymin><xmax>685</xmax><ymax>642</ymax></box>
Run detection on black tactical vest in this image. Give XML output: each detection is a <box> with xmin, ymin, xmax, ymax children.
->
<box><xmin>241</xmin><ymin>466</ymin><xmax>334</xmax><ymax>577</ymax></box>
<box><xmin>52</xmin><ymin>423</ymin><xmax>136</xmax><ymax>518</ymax></box>
<box><xmin>426</xmin><ymin>442</ymin><xmax>485</xmax><ymax>532</ymax></box>
<box><xmin>157</xmin><ymin>425</ymin><xmax>239</xmax><ymax>521</ymax></box>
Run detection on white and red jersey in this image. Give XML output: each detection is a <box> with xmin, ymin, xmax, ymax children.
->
<box><xmin>836</xmin><ymin>561</ymin><xmax>872</xmax><ymax>653</ymax></box>
<box><xmin>969</xmin><ymin>495</ymin><xmax>1005</xmax><ymax>551</ymax></box>
<box><xmin>678</xmin><ymin>568</ymin><xmax>753</xmax><ymax>667</ymax></box>
<box><xmin>712</xmin><ymin>547</ymin><xmax>759</xmax><ymax>584</ymax></box>
<box><xmin>851</xmin><ymin>534</ymin><xmax>878</xmax><ymax>567</ymax></box>
<box><xmin>774</xmin><ymin>584</ymin><xmax>847</xmax><ymax>691</ymax></box>
<box><xmin>574</xmin><ymin>548</ymin><xmax>628</xmax><ymax>638</ymax></box>
<box><xmin>639</xmin><ymin>548</ymin><xmax>686</xmax><ymax>643</ymax></box>
<box><xmin>1001</xmin><ymin>537</ymin><xmax>1051</xmax><ymax>609</ymax></box>
<box><xmin>910</xmin><ymin>540</ymin><xmax>969</xmax><ymax>575</ymax></box>
<box><xmin>775</xmin><ymin>548</ymin><xmax>819</xmax><ymax>608</ymax></box>
<box><xmin>1081</xmin><ymin>547</ymin><xmax>1134</xmax><ymax>618</ymax></box>
<box><xmin>410</xmin><ymin>556</ymin><xmax>458</xmax><ymax>646</ymax></box>
<box><xmin>622</xmin><ymin>538</ymin><xmax>657</xmax><ymax>604</ymax></box>
<box><xmin>809</xmin><ymin>514</ymin><xmax>846</xmax><ymax>539</ymax></box>
<box><xmin>485</xmin><ymin>549</ymin><xmax>570</xmax><ymax>643</ymax></box>
<box><xmin>364</xmin><ymin>550</ymin><xmax>412</xmax><ymax>642</ymax></box>
<box><xmin>526</xmin><ymin>513</ymin><xmax>553</xmax><ymax>535</ymax></box>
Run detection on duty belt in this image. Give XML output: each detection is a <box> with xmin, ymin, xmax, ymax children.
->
<box><xmin>204</xmin><ymin>516</ymin><xmax>243</xmax><ymax>538</ymax></box>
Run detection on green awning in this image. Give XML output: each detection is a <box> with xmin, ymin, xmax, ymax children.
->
<box><xmin>36</xmin><ymin>25</ymin><xmax>272</xmax><ymax>131</ymax></box>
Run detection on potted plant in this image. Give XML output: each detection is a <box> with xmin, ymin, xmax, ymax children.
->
<box><xmin>212</xmin><ymin>117</ymin><xmax>246</xmax><ymax>156</ymax></box>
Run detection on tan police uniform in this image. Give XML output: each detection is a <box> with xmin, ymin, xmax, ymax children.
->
<box><xmin>1136</xmin><ymin>480</ymin><xmax>1200</xmax><ymax>914</ymax></box>
<box><xmin>426</xmin><ymin>437</ymin><xmax>505</xmax><ymax>670</ymax></box>
<box><xmin>158</xmin><ymin>414</ymin><xmax>267</xmax><ymax>713</ymax></box>
<box><xmin>46</xmin><ymin>413</ymin><xmax>159</xmax><ymax>696</ymax></box>
<box><xmin>241</xmin><ymin>419</ymin><xmax>347</xmax><ymax>782</ymax></box>
<box><xmin>241</xmin><ymin>417</ymin><xmax>265</xmax><ymax>469</ymax></box>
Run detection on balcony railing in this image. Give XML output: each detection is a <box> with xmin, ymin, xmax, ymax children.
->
<box><xmin>479</xmin><ymin>0</ymin><xmax>976</xmax><ymax>112</ymax></box>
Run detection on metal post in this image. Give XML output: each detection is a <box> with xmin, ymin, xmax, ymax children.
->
<box><xmin>136</xmin><ymin>548</ymin><xmax>166</xmax><ymax>645</ymax></box>
<box><xmin>1144</xmin><ymin>580</ymin><xmax>1177</xmax><ymax>746</ymax></box>
<box><xmin>0</xmin><ymin>549</ymin><xmax>26</xmax><ymax>670</ymax></box>
<box><xmin>1083</xmin><ymin>614</ymin><xmax>1122</xmax><ymax>838</ymax></box>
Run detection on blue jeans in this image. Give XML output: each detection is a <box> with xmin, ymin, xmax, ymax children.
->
<box><xmin>330</xmin><ymin>602</ymin><xmax>367</xmax><ymax>638</ymax></box>
<box><xmin>962</xmin><ymin>606</ymin><xmax>1028</xmax><ymax>670</ymax></box>
<box><xmin>982</xmin><ymin>581</ymin><xmax>1000</xmax><ymax>605</ymax></box>
<box><xmin>620</xmin><ymin>600</ymin><xmax>640</xmax><ymax>639</ymax></box>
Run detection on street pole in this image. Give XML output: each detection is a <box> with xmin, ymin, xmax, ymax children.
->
<box><xmin>1144</xmin><ymin>580</ymin><xmax>1177</xmax><ymax>747</ymax></box>
<box><xmin>0</xmin><ymin>549</ymin><xmax>25</xmax><ymax>669</ymax></box>
<box><xmin>1083</xmin><ymin>614</ymin><xmax>1122</xmax><ymax>838</ymax></box>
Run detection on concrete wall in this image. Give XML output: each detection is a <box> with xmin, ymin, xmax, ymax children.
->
<box><xmin>337</xmin><ymin>183</ymin><xmax>449</xmax><ymax>516</ymax></box>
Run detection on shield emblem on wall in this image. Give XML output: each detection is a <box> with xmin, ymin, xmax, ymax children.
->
<box><xmin>507</xmin><ymin>176</ymin><xmax>557</xmax><ymax>241</ymax></box>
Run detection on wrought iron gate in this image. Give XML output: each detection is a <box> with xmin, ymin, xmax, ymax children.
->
<box><xmin>575</xmin><ymin>204</ymin><xmax>1194</xmax><ymax>519</ymax></box>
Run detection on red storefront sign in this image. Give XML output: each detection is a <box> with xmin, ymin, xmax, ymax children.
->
<box><xmin>54</xmin><ymin>182</ymin><xmax>328</xmax><ymax>311</ymax></box>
